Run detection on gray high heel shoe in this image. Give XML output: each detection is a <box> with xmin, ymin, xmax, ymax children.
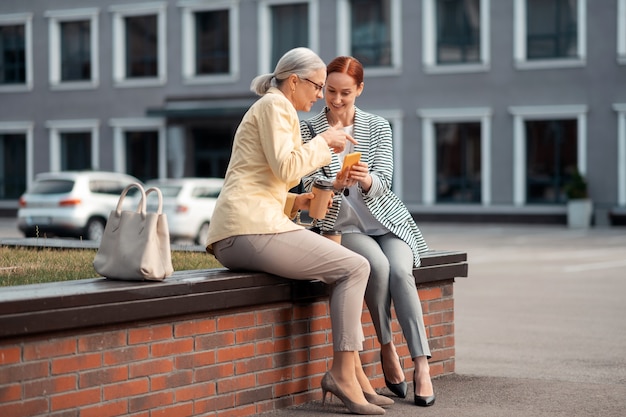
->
<box><xmin>321</xmin><ymin>372</ymin><xmax>386</xmax><ymax>415</ymax></box>
<box><xmin>363</xmin><ymin>391</ymin><xmax>394</xmax><ymax>407</ymax></box>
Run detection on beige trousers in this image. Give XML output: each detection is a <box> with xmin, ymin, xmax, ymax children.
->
<box><xmin>212</xmin><ymin>229</ymin><xmax>370</xmax><ymax>351</ymax></box>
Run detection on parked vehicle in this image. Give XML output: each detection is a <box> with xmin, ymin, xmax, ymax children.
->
<box><xmin>17</xmin><ymin>171</ymin><xmax>141</xmax><ymax>241</ymax></box>
<box><xmin>144</xmin><ymin>178</ymin><xmax>224</xmax><ymax>245</ymax></box>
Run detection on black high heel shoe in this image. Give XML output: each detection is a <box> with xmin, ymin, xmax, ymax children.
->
<box><xmin>413</xmin><ymin>373</ymin><xmax>435</xmax><ymax>407</ymax></box>
<box><xmin>380</xmin><ymin>353</ymin><xmax>407</xmax><ymax>398</ymax></box>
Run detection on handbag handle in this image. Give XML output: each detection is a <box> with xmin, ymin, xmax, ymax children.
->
<box><xmin>116</xmin><ymin>183</ymin><xmax>147</xmax><ymax>217</ymax></box>
<box><xmin>145</xmin><ymin>187</ymin><xmax>164</xmax><ymax>214</ymax></box>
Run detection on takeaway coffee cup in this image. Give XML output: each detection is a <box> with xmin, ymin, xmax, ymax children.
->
<box><xmin>309</xmin><ymin>178</ymin><xmax>334</xmax><ymax>219</ymax></box>
<box><xmin>321</xmin><ymin>229</ymin><xmax>342</xmax><ymax>244</ymax></box>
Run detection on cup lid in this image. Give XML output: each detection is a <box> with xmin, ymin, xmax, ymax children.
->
<box><xmin>313</xmin><ymin>178</ymin><xmax>334</xmax><ymax>190</ymax></box>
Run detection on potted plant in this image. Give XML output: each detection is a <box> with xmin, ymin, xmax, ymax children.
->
<box><xmin>564</xmin><ymin>169</ymin><xmax>592</xmax><ymax>228</ymax></box>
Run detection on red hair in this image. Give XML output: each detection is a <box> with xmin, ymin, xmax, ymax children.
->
<box><xmin>326</xmin><ymin>56</ymin><xmax>364</xmax><ymax>85</ymax></box>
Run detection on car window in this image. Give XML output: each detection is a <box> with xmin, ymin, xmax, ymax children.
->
<box><xmin>192</xmin><ymin>187</ymin><xmax>221</xmax><ymax>198</ymax></box>
<box><xmin>90</xmin><ymin>180</ymin><xmax>129</xmax><ymax>195</ymax></box>
<box><xmin>154</xmin><ymin>185</ymin><xmax>182</xmax><ymax>197</ymax></box>
<box><xmin>29</xmin><ymin>180</ymin><xmax>75</xmax><ymax>194</ymax></box>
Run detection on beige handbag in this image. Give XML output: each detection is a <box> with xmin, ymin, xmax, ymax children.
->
<box><xmin>94</xmin><ymin>183</ymin><xmax>174</xmax><ymax>281</ymax></box>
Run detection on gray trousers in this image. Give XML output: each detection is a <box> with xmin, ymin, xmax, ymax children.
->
<box><xmin>212</xmin><ymin>229</ymin><xmax>370</xmax><ymax>352</ymax></box>
<box><xmin>341</xmin><ymin>232</ymin><xmax>431</xmax><ymax>359</ymax></box>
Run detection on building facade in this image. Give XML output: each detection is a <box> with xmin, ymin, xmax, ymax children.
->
<box><xmin>0</xmin><ymin>0</ymin><xmax>625</xmax><ymax>224</ymax></box>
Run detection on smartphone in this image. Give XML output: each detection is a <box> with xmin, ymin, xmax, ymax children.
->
<box><xmin>340</xmin><ymin>152</ymin><xmax>361</xmax><ymax>179</ymax></box>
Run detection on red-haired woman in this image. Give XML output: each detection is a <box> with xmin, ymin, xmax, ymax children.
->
<box><xmin>302</xmin><ymin>56</ymin><xmax>435</xmax><ymax>407</ymax></box>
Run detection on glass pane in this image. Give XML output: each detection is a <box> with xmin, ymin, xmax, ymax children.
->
<box><xmin>435</xmin><ymin>122</ymin><xmax>482</xmax><ymax>203</ymax></box>
<box><xmin>61</xmin><ymin>132</ymin><xmax>92</xmax><ymax>171</ymax></box>
<box><xmin>527</xmin><ymin>0</ymin><xmax>578</xmax><ymax>59</ymax></box>
<box><xmin>29</xmin><ymin>180</ymin><xmax>74</xmax><ymax>194</ymax></box>
<box><xmin>0</xmin><ymin>133</ymin><xmax>27</xmax><ymax>198</ymax></box>
<box><xmin>125</xmin><ymin>131</ymin><xmax>159</xmax><ymax>182</ymax></box>
<box><xmin>525</xmin><ymin>119</ymin><xmax>578</xmax><ymax>204</ymax></box>
<box><xmin>125</xmin><ymin>15</ymin><xmax>158</xmax><ymax>77</ymax></box>
<box><xmin>195</xmin><ymin>10</ymin><xmax>230</xmax><ymax>75</ymax></box>
<box><xmin>192</xmin><ymin>127</ymin><xmax>231</xmax><ymax>178</ymax></box>
<box><xmin>0</xmin><ymin>24</ymin><xmax>26</xmax><ymax>84</ymax></box>
<box><xmin>350</xmin><ymin>0</ymin><xmax>392</xmax><ymax>67</ymax></box>
<box><xmin>60</xmin><ymin>20</ymin><xmax>91</xmax><ymax>81</ymax></box>
<box><xmin>436</xmin><ymin>0</ymin><xmax>480</xmax><ymax>64</ymax></box>
<box><xmin>270</xmin><ymin>4</ymin><xmax>309</xmax><ymax>68</ymax></box>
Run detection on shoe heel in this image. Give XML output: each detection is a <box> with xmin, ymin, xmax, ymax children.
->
<box><xmin>320</xmin><ymin>372</ymin><xmax>385</xmax><ymax>415</ymax></box>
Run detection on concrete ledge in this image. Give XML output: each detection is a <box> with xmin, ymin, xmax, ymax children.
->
<box><xmin>0</xmin><ymin>250</ymin><xmax>467</xmax><ymax>339</ymax></box>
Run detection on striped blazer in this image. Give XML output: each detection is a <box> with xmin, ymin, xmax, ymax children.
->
<box><xmin>301</xmin><ymin>107</ymin><xmax>429</xmax><ymax>267</ymax></box>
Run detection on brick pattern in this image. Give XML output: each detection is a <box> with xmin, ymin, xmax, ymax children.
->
<box><xmin>0</xmin><ymin>281</ymin><xmax>454</xmax><ymax>417</ymax></box>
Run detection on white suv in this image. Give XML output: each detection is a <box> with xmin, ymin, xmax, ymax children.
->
<box><xmin>17</xmin><ymin>171</ymin><xmax>141</xmax><ymax>241</ymax></box>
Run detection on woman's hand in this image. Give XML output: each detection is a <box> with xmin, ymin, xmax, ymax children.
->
<box><xmin>294</xmin><ymin>191</ymin><xmax>333</xmax><ymax>212</ymax></box>
<box><xmin>294</xmin><ymin>192</ymin><xmax>314</xmax><ymax>212</ymax></box>
<box><xmin>337</xmin><ymin>161</ymin><xmax>372</xmax><ymax>193</ymax></box>
<box><xmin>320</xmin><ymin>122</ymin><xmax>358</xmax><ymax>153</ymax></box>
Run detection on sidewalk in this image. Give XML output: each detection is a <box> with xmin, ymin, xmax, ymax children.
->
<box><xmin>2</xmin><ymin>220</ymin><xmax>625</xmax><ymax>416</ymax></box>
<box><xmin>263</xmin><ymin>223</ymin><xmax>626</xmax><ymax>417</ymax></box>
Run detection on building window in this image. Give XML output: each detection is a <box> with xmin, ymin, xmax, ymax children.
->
<box><xmin>46</xmin><ymin>120</ymin><xmax>99</xmax><ymax>172</ymax></box>
<box><xmin>60</xmin><ymin>21</ymin><xmax>91</xmax><ymax>81</ymax></box>
<box><xmin>514</xmin><ymin>0</ymin><xmax>586</xmax><ymax>69</ymax></box>
<box><xmin>46</xmin><ymin>8</ymin><xmax>99</xmax><ymax>89</ymax></box>
<box><xmin>0</xmin><ymin>24</ymin><xmax>25</xmax><ymax>84</ymax></box>
<box><xmin>509</xmin><ymin>105</ymin><xmax>587</xmax><ymax>206</ymax></box>
<box><xmin>0</xmin><ymin>14</ymin><xmax>32</xmax><ymax>91</ymax></box>
<box><xmin>110</xmin><ymin>3</ymin><xmax>166</xmax><ymax>87</ymax></box>
<box><xmin>195</xmin><ymin>10</ymin><xmax>229</xmax><ymax>75</ymax></box>
<box><xmin>350</xmin><ymin>0</ymin><xmax>391</xmax><ymax>67</ymax></box>
<box><xmin>180</xmin><ymin>1</ymin><xmax>240</xmax><ymax>84</ymax></box>
<box><xmin>126</xmin><ymin>131</ymin><xmax>159</xmax><ymax>182</ymax></box>
<box><xmin>422</xmin><ymin>0</ymin><xmax>489</xmax><ymax>73</ymax></box>
<box><xmin>61</xmin><ymin>132</ymin><xmax>92</xmax><ymax>171</ymax></box>
<box><xmin>258</xmin><ymin>0</ymin><xmax>318</xmax><ymax>74</ymax></box>
<box><xmin>110</xmin><ymin>118</ymin><xmax>166</xmax><ymax>180</ymax></box>
<box><xmin>418</xmin><ymin>108</ymin><xmax>492</xmax><ymax>206</ymax></box>
<box><xmin>618</xmin><ymin>0</ymin><xmax>626</xmax><ymax>64</ymax></box>
<box><xmin>435</xmin><ymin>122</ymin><xmax>482</xmax><ymax>203</ymax></box>
<box><xmin>436</xmin><ymin>0</ymin><xmax>480</xmax><ymax>64</ymax></box>
<box><xmin>270</xmin><ymin>3</ymin><xmax>309</xmax><ymax>68</ymax></box>
<box><xmin>525</xmin><ymin>120</ymin><xmax>578</xmax><ymax>204</ymax></box>
<box><xmin>0</xmin><ymin>132</ymin><xmax>27</xmax><ymax>199</ymax></box>
<box><xmin>337</xmin><ymin>0</ymin><xmax>400</xmax><ymax>75</ymax></box>
<box><xmin>126</xmin><ymin>15</ymin><xmax>157</xmax><ymax>78</ymax></box>
<box><xmin>527</xmin><ymin>0</ymin><xmax>577</xmax><ymax>60</ymax></box>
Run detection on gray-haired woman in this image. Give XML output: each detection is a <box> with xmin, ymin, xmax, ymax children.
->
<box><xmin>206</xmin><ymin>47</ymin><xmax>390</xmax><ymax>415</ymax></box>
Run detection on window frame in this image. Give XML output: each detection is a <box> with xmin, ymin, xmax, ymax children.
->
<box><xmin>45</xmin><ymin>8</ymin><xmax>99</xmax><ymax>90</ymax></box>
<box><xmin>418</xmin><ymin>107</ymin><xmax>492</xmax><ymax>206</ymax></box>
<box><xmin>422</xmin><ymin>0</ymin><xmax>490</xmax><ymax>74</ymax></box>
<box><xmin>509</xmin><ymin>105</ymin><xmax>588</xmax><ymax>206</ymax></box>
<box><xmin>109</xmin><ymin>118</ymin><xmax>166</xmax><ymax>179</ymax></box>
<box><xmin>257</xmin><ymin>0</ymin><xmax>319</xmax><ymax>75</ymax></box>
<box><xmin>0</xmin><ymin>121</ymin><xmax>34</xmax><ymax>191</ymax></box>
<box><xmin>179</xmin><ymin>0</ymin><xmax>240</xmax><ymax>85</ymax></box>
<box><xmin>513</xmin><ymin>0</ymin><xmax>587</xmax><ymax>70</ymax></box>
<box><xmin>617</xmin><ymin>0</ymin><xmax>626</xmax><ymax>65</ymax></box>
<box><xmin>336</xmin><ymin>0</ymin><xmax>402</xmax><ymax>77</ymax></box>
<box><xmin>110</xmin><ymin>2</ymin><xmax>167</xmax><ymax>88</ymax></box>
<box><xmin>45</xmin><ymin>119</ymin><xmax>100</xmax><ymax>172</ymax></box>
<box><xmin>614</xmin><ymin>103</ymin><xmax>626</xmax><ymax>206</ymax></box>
<box><xmin>0</xmin><ymin>13</ymin><xmax>33</xmax><ymax>93</ymax></box>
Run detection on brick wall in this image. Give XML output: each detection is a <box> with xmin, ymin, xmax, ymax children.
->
<box><xmin>0</xmin><ymin>280</ymin><xmax>454</xmax><ymax>417</ymax></box>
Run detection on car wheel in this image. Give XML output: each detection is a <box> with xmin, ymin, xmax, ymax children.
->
<box><xmin>195</xmin><ymin>222</ymin><xmax>210</xmax><ymax>246</ymax></box>
<box><xmin>85</xmin><ymin>218</ymin><xmax>106</xmax><ymax>242</ymax></box>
